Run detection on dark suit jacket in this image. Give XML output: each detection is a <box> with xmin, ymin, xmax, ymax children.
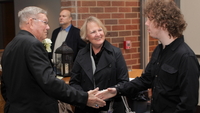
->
<box><xmin>69</xmin><ymin>40</ymin><xmax>129</xmax><ymax>113</ymax></box>
<box><xmin>1</xmin><ymin>30</ymin><xmax>88</xmax><ymax>113</ymax></box>
<box><xmin>50</xmin><ymin>25</ymin><xmax>86</xmax><ymax>61</ymax></box>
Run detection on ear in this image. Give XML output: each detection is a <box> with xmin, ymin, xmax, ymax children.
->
<box><xmin>29</xmin><ymin>18</ymin><xmax>36</xmax><ymax>29</ymax></box>
<box><xmin>69</xmin><ymin>16</ymin><xmax>72</xmax><ymax>21</ymax></box>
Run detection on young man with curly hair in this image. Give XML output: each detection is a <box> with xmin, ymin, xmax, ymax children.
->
<box><xmin>96</xmin><ymin>0</ymin><xmax>200</xmax><ymax>112</ymax></box>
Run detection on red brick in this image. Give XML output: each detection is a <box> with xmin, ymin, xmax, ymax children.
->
<box><xmin>121</xmin><ymin>48</ymin><xmax>125</xmax><ymax>54</ymax></box>
<box><xmin>126</xmin><ymin>25</ymin><xmax>138</xmax><ymax>30</ymax></box>
<box><xmin>77</xmin><ymin>1</ymin><xmax>81</xmax><ymax>7</ymax></box>
<box><xmin>90</xmin><ymin>7</ymin><xmax>103</xmax><ymax>13</ymax></box>
<box><xmin>119</xmin><ymin>31</ymin><xmax>131</xmax><ymax>36</ymax></box>
<box><xmin>112</xmin><ymin>25</ymin><xmax>125</xmax><ymax>31</ymax></box>
<box><xmin>132</xmin><ymin>53</ymin><xmax>140</xmax><ymax>58</ymax></box>
<box><xmin>105</xmin><ymin>26</ymin><xmax>111</xmax><ymax>31</ymax></box>
<box><xmin>112</xmin><ymin>13</ymin><xmax>124</xmax><ymax>18</ymax></box>
<box><xmin>149</xmin><ymin>40</ymin><xmax>156</xmax><ymax>46</ymax></box>
<box><xmin>132</xmin><ymin>31</ymin><xmax>140</xmax><ymax>35</ymax></box>
<box><xmin>131</xmin><ymin>42</ymin><xmax>140</xmax><ymax>47</ymax></box>
<box><xmin>105</xmin><ymin>19</ymin><xmax>117</xmax><ymax>25</ymax></box>
<box><xmin>112</xmin><ymin>37</ymin><xmax>124</xmax><ymax>43</ymax></box>
<box><xmin>61</xmin><ymin>1</ymin><xmax>75</xmax><ymax>7</ymax></box>
<box><xmin>97</xmin><ymin>1</ymin><xmax>111</xmax><ymax>6</ymax></box>
<box><xmin>149</xmin><ymin>46</ymin><xmax>157</xmax><ymax>51</ymax></box>
<box><xmin>97</xmin><ymin>14</ymin><xmax>111</xmax><ymax>19</ymax></box>
<box><xmin>82</xmin><ymin>1</ymin><xmax>96</xmax><ymax>6</ymax></box>
<box><xmin>119</xmin><ymin>19</ymin><xmax>131</xmax><ymax>24</ymax></box>
<box><xmin>78</xmin><ymin>7</ymin><xmax>89</xmax><ymax>13</ymax></box>
<box><xmin>132</xmin><ymin>65</ymin><xmax>141</xmax><ymax>69</ymax></box>
<box><xmin>123</xmin><ymin>54</ymin><xmax>132</xmax><ymax>59</ymax></box>
<box><xmin>112</xmin><ymin>43</ymin><xmax>119</xmax><ymax>48</ymax></box>
<box><xmin>126</xmin><ymin>59</ymin><xmax>137</xmax><ymax>65</ymax></box>
<box><xmin>112</xmin><ymin>1</ymin><xmax>124</xmax><ymax>6</ymax></box>
<box><xmin>119</xmin><ymin>7</ymin><xmax>132</xmax><ymax>12</ymax></box>
<box><xmin>119</xmin><ymin>43</ymin><xmax>124</xmax><ymax>48</ymax></box>
<box><xmin>107</xmin><ymin>32</ymin><xmax>118</xmax><ymax>37</ymax></box>
<box><xmin>81</xmin><ymin>14</ymin><xmax>96</xmax><ymax>19</ymax></box>
<box><xmin>71</xmin><ymin>21</ymin><xmax>77</xmax><ymax>27</ymax></box>
<box><xmin>125</xmin><ymin>36</ymin><xmax>138</xmax><ymax>41</ymax></box>
<box><xmin>105</xmin><ymin>7</ymin><xmax>118</xmax><ymax>12</ymax></box>
<box><xmin>126</xmin><ymin>2</ymin><xmax>138</xmax><ymax>7</ymax></box>
<box><xmin>132</xmin><ymin>19</ymin><xmax>140</xmax><ymax>24</ymax></box>
<box><xmin>125</xmin><ymin>13</ymin><xmax>138</xmax><ymax>18</ymax></box>
<box><xmin>61</xmin><ymin>7</ymin><xmax>76</xmax><ymax>13</ymax></box>
<box><xmin>132</xmin><ymin>7</ymin><xmax>140</xmax><ymax>12</ymax></box>
<box><xmin>77</xmin><ymin>20</ymin><xmax>85</xmax><ymax>27</ymax></box>
<box><xmin>125</xmin><ymin>48</ymin><xmax>138</xmax><ymax>53</ymax></box>
<box><xmin>105</xmin><ymin>38</ymin><xmax>111</xmax><ymax>42</ymax></box>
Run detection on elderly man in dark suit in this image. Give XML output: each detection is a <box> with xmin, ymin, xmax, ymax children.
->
<box><xmin>50</xmin><ymin>9</ymin><xmax>86</xmax><ymax>62</ymax></box>
<box><xmin>0</xmin><ymin>6</ymin><xmax>105</xmax><ymax>113</ymax></box>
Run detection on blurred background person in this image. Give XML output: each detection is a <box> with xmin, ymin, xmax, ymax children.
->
<box><xmin>69</xmin><ymin>16</ymin><xmax>129</xmax><ymax>113</ymax></box>
<box><xmin>50</xmin><ymin>9</ymin><xmax>86</xmax><ymax>63</ymax></box>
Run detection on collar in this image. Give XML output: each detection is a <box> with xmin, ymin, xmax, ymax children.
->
<box><xmin>159</xmin><ymin>35</ymin><xmax>184</xmax><ymax>51</ymax></box>
<box><xmin>82</xmin><ymin>40</ymin><xmax>113</xmax><ymax>54</ymax></box>
<box><xmin>60</xmin><ymin>24</ymin><xmax>72</xmax><ymax>32</ymax></box>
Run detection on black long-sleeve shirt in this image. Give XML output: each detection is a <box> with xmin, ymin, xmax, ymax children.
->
<box><xmin>116</xmin><ymin>36</ymin><xmax>200</xmax><ymax>113</ymax></box>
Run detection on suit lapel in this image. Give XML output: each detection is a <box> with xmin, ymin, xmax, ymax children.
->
<box><xmin>95</xmin><ymin>40</ymin><xmax>115</xmax><ymax>73</ymax></box>
<box><xmin>79</xmin><ymin>47</ymin><xmax>95</xmax><ymax>84</ymax></box>
<box><xmin>95</xmin><ymin>50</ymin><xmax>113</xmax><ymax>73</ymax></box>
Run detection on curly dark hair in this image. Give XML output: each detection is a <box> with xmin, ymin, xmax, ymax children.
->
<box><xmin>144</xmin><ymin>0</ymin><xmax>187</xmax><ymax>38</ymax></box>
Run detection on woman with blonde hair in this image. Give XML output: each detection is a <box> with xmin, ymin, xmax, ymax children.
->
<box><xmin>69</xmin><ymin>16</ymin><xmax>129</xmax><ymax>113</ymax></box>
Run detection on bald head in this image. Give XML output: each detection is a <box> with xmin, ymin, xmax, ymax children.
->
<box><xmin>59</xmin><ymin>9</ymin><xmax>72</xmax><ymax>29</ymax></box>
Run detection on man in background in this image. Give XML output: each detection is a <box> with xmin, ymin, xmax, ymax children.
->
<box><xmin>50</xmin><ymin>9</ymin><xmax>86</xmax><ymax>62</ymax></box>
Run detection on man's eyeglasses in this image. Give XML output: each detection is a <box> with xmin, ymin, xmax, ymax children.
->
<box><xmin>32</xmin><ymin>18</ymin><xmax>48</xmax><ymax>25</ymax></box>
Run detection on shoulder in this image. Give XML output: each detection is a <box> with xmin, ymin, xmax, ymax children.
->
<box><xmin>70</xmin><ymin>25</ymin><xmax>80</xmax><ymax>31</ymax></box>
<box><xmin>104</xmin><ymin>40</ymin><xmax>121</xmax><ymax>53</ymax></box>
<box><xmin>176</xmin><ymin>42</ymin><xmax>196</xmax><ymax>58</ymax></box>
<box><xmin>52</xmin><ymin>27</ymin><xmax>61</xmax><ymax>33</ymax></box>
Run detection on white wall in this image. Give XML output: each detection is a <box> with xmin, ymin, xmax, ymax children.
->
<box><xmin>14</xmin><ymin>0</ymin><xmax>60</xmax><ymax>39</ymax></box>
<box><xmin>180</xmin><ymin>0</ymin><xmax>200</xmax><ymax>55</ymax></box>
<box><xmin>181</xmin><ymin>0</ymin><xmax>200</xmax><ymax>105</ymax></box>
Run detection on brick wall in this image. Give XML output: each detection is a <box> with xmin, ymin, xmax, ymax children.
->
<box><xmin>60</xmin><ymin>0</ymin><xmax>158</xmax><ymax>69</ymax></box>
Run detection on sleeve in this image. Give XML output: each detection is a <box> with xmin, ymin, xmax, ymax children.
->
<box><xmin>116</xmin><ymin>55</ymin><xmax>155</xmax><ymax>97</ymax></box>
<box><xmin>175</xmin><ymin>55</ymin><xmax>199</xmax><ymax>113</ymax></box>
<box><xmin>114</xmin><ymin>48</ymin><xmax>129</xmax><ymax>85</ymax></box>
<box><xmin>26</xmin><ymin>41</ymin><xmax>88</xmax><ymax>107</ymax></box>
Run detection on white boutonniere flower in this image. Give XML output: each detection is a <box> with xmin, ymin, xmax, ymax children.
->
<box><xmin>42</xmin><ymin>38</ymin><xmax>52</xmax><ymax>52</ymax></box>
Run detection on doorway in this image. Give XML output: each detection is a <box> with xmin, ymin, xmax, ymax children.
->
<box><xmin>0</xmin><ymin>0</ymin><xmax>15</xmax><ymax>49</ymax></box>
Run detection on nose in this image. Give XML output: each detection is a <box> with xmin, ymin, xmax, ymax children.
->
<box><xmin>145</xmin><ymin>18</ymin><xmax>149</xmax><ymax>26</ymax></box>
<box><xmin>46</xmin><ymin>24</ymin><xmax>50</xmax><ymax>30</ymax></box>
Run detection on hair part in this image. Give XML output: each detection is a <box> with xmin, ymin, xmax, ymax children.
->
<box><xmin>80</xmin><ymin>16</ymin><xmax>107</xmax><ymax>42</ymax></box>
<box><xmin>18</xmin><ymin>6</ymin><xmax>47</xmax><ymax>28</ymax></box>
<box><xmin>144</xmin><ymin>0</ymin><xmax>187</xmax><ymax>38</ymax></box>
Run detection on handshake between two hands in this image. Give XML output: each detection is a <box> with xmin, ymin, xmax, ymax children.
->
<box><xmin>86</xmin><ymin>87</ymin><xmax>117</xmax><ymax>108</ymax></box>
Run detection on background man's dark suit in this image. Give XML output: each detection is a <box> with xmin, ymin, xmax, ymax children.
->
<box><xmin>50</xmin><ymin>25</ymin><xmax>86</xmax><ymax>61</ymax></box>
